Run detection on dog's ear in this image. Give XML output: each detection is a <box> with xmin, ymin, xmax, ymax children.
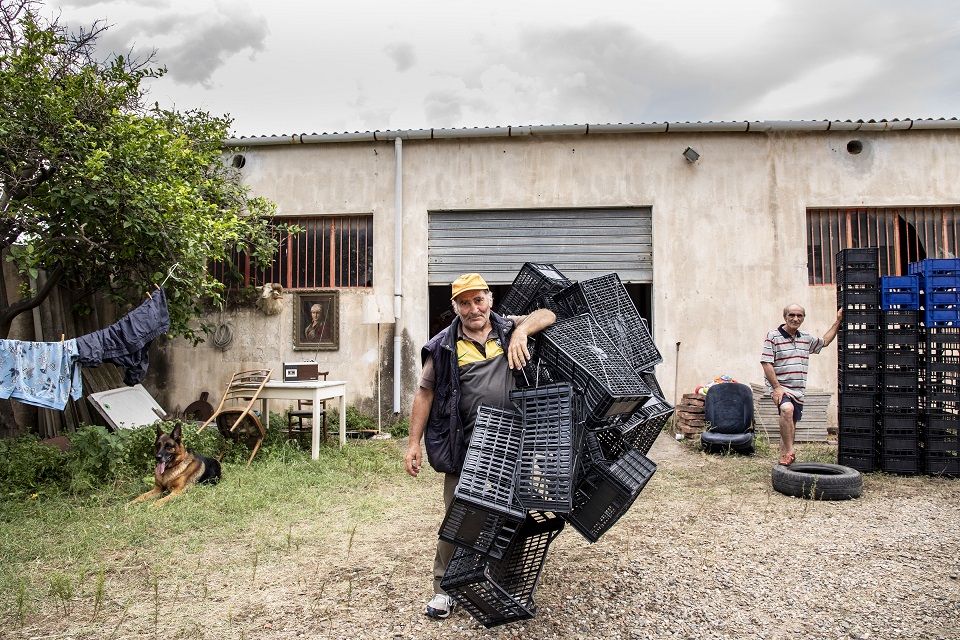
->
<box><xmin>171</xmin><ymin>423</ymin><xmax>182</xmax><ymax>442</ymax></box>
<box><xmin>155</xmin><ymin>424</ymin><xmax>163</xmax><ymax>439</ymax></box>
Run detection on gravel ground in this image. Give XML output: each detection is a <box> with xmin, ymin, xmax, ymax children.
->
<box><xmin>7</xmin><ymin>433</ymin><xmax>959</xmax><ymax>640</ymax></box>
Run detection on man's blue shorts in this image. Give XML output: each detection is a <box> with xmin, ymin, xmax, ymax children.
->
<box><xmin>777</xmin><ymin>395</ymin><xmax>803</xmax><ymax>422</ymax></box>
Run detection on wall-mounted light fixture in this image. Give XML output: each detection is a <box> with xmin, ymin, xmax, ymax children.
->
<box><xmin>682</xmin><ymin>147</ymin><xmax>700</xmax><ymax>163</ymax></box>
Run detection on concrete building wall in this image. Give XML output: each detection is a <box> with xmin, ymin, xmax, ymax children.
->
<box><xmin>154</xmin><ymin>128</ymin><xmax>960</xmax><ymax>426</ymax></box>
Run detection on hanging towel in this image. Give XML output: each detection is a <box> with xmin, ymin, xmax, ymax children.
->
<box><xmin>0</xmin><ymin>339</ymin><xmax>82</xmax><ymax>410</ymax></box>
<box><xmin>77</xmin><ymin>288</ymin><xmax>170</xmax><ymax>386</ymax></box>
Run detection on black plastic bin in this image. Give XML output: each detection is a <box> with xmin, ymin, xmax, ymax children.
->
<box><xmin>552</xmin><ymin>273</ymin><xmax>662</xmax><ymax>372</ymax></box>
<box><xmin>497</xmin><ymin>262</ymin><xmax>574</xmax><ymax>317</ymax></box>
<box><xmin>566</xmin><ymin>447</ymin><xmax>657</xmax><ymax>543</ymax></box>
<box><xmin>538</xmin><ymin>314</ymin><xmax>652</xmax><ymax>424</ymax></box>
<box><xmin>510</xmin><ymin>383</ymin><xmax>582</xmax><ymax>513</ymax></box>
<box><xmin>441</xmin><ymin>511</ymin><xmax>565</xmax><ymax>628</ymax></box>
<box><xmin>440</xmin><ymin>405</ymin><xmax>526</xmax><ymax>559</ymax></box>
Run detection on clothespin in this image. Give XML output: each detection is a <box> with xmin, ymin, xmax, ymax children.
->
<box><xmin>60</xmin><ymin>334</ymin><xmax>64</xmax><ymax>345</ymax></box>
<box><xmin>146</xmin><ymin>290</ymin><xmax>153</xmax><ymax>300</ymax></box>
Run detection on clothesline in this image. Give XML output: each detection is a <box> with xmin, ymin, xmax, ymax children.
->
<box><xmin>0</xmin><ymin>288</ymin><xmax>170</xmax><ymax>411</ymax></box>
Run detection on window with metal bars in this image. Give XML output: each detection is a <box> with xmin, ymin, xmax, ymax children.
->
<box><xmin>211</xmin><ymin>215</ymin><xmax>373</xmax><ymax>289</ymax></box>
<box><xmin>807</xmin><ymin>206</ymin><xmax>960</xmax><ymax>284</ymax></box>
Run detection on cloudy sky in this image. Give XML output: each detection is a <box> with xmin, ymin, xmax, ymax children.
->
<box><xmin>50</xmin><ymin>0</ymin><xmax>960</xmax><ymax>138</ymax></box>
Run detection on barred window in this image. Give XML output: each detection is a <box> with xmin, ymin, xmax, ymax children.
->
<box><xmin>212</xmin><ymin>215</ymin><xmax>373</xmax><ymax>289</ymax></box>
<box><xmin>807</xmin><ymin>206</ymin><xmax>960</xmax><ymax>285</ymax></box>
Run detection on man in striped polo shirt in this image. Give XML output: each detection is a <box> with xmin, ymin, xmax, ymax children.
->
<box><xmin>761</xmin><ymin>303</ymin><xmax>843</xmax><ymax>466</ymax></box>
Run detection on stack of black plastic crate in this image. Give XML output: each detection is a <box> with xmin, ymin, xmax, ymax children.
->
<box><xmin>878</xmin><ymin>274</ymin><xmax>922</xmax><ymax>473</ymax></box>
<box><xmin>912</xmin><ymin>258</ymin><xmax>960</xmax><ymax>476</ymax></box>
<box><xmin>438</xmin><ymin>263</ymin><xmax>669</xmax><ymax>628</ymax></box>
<box><xmin>836</xmin><ymin>248</ymin><xmax>881</xmax><ymax>472</ymax></box>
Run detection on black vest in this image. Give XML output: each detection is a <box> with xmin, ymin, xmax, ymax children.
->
<box><xmin>421</xmin><ymin>312</ymin><xmax>513</xmax><ymax>474</ymax></box>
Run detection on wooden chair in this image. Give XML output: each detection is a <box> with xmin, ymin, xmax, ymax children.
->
<box><xmin>287</xmin><ymin>371</ymin><xmax>330</xmax><ymax>445</ymax></box>
<box><xmin>199</xmin><ymin>369</ymin><xmax>273</xmax><ymax>464</ymax></box>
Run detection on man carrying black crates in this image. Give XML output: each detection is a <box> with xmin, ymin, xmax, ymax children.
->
<box><xmin>403</xmin><ymin>273</ymin><xmax>556</xmax><ymax>619</ymax></box>
<box><xmin>761</xmin><ymin>303</ymin><xmax>843</xmax><ymax>466</ymax></box>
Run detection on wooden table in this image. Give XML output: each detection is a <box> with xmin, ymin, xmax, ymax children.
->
<box><xmin>259</xmin><ymin>380</ymin><xmax>347</xmax><ymax>459</ymax></box>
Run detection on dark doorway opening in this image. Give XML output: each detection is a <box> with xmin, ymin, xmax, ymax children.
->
<box><xmin>427</xmin><ymin>282</ymin><xmax>653</xmax><ymax>339</ymax></box>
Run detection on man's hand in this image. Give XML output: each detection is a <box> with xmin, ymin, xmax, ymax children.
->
<box><xmin>404</xmin><ymin>441</ymin><xmax>423</xmax><ymax>477</ymax></box>
<box><xmin>771</xmin><ymin>386</ymin><xmax>785</xmax><ymax>405</ymax></box>
<box><xmin>507</xmin><ymin>328</ymin><xmax>531</xmax><ymax>370</ymax></box>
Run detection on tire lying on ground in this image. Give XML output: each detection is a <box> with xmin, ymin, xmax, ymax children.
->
<box><xmin>771</xmin><ymin>462</ymin><xmax>863</xmax><ymax>500</ymax></box>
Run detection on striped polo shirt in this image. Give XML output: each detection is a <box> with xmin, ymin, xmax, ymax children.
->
<box><xmin>761</xmin><ymin>325</ymin><xmax>824</xmax><ymax>403</ymax></box>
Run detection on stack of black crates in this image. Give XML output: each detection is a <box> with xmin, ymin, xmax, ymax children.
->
<box><xmin>836</xmin><ymin>248</ymin><xmax>882</xmax><ymax>471</ymax></box>
<box><xmin>836</xmin><ymin>248</ymin><xmax>960</xmax><ymax>476</ymax></box>
<box><xmin>439</xmin><ymin>263</ymin><xmax>670</xmax><ymax>628</ymax></box>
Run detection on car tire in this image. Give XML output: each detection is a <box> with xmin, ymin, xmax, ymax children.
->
<box><xmin>771</xmin><ymin>462</ymin><xmax>863</xmax><ymax>500</ymax></box>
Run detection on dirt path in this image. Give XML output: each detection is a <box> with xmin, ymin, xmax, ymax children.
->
<box><xmin>7</xmin><ymin>433</ymin><xmax>960</xmax><ymax>640</ymax></box>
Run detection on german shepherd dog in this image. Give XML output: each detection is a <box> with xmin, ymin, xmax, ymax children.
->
<box><xmin>130</xmin><ymin>423</ymin><xmax>222</xmax><ymax>505</ymax></box>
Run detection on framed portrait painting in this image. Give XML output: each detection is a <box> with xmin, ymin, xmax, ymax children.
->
<box><xmin>293</xmin><ymin>291</ymin><xmax>339</xmax><ymax>350</ymax></box>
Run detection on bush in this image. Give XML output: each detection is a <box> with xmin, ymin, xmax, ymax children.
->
<box><xmin>0</xmin><ymin>435</ymin><xmax>69</xmax><ymax>498</ymax></box>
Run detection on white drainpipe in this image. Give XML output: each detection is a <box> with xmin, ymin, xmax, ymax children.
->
<box><xmin>393</xmin><ymin>136</ymin><xmax>403</xmax><ymax>413</ymax></box>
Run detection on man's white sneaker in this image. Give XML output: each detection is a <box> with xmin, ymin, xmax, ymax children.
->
<box><xmin>425</xmin><ymin>593</ymin><xmax>456</xmax><ymax>619</ymax></box>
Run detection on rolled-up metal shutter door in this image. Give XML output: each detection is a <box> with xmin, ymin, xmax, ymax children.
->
<box><xmin>428</xmin><ymin>208</ymin><xmax>652</xmax><ymax>285</ymax></box>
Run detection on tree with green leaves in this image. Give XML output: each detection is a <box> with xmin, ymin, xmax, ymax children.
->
<box><xmin>0</xmin><ymin>0</ymin><xmax>278</xmax><ymax>346</ymax></box>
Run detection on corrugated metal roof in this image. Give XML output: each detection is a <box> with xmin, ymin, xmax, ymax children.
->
<box><xmin>224</xmin><ymin>118</ymin><xmax>960</xmax><ymax>147</ymax></box>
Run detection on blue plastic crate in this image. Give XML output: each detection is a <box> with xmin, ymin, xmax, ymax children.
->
<box><xmin>909</xmin><ymin>258</ymin><xmax>960</xmax><ymax>276</ymax></box>
<box><xmin>881</xmin><ymin>276</ymin><xmax>920</xmax><ymax>309</ymax></box>
<box><xmin>920</xmin><ymin>274</ymin><xmax>960</xmax><ymax>291</ymax></box>
<box><xmin>923</xmin><ymin>307</ymin><xmax>960</xmax><ymax>326</ymax></box>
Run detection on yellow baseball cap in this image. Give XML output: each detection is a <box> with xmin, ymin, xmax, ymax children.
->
<box><xmin>451</xmin><ymin>273</ymin><xmax>489</xmax><ymax>300</ymax></box>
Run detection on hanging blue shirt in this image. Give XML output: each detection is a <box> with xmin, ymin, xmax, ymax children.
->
<box><xmin>0</xmin><ymin>339</ymin><xmax>82</xmax><ymax>410</ymax></box>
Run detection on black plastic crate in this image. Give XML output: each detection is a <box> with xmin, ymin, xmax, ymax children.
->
<box><xmin>497</xmin><ymin>262</ymin><xmax>575</xmax><ymax>317</ymax></box>
<box><xmin>442</xmin><ymin>511</ymin><xmax>565</xmax><ymax>629</ymax></box>
<box><xmin>880</xmin><ymin>392</ymin><xmax>920</xmax><ymax>414</ymax></box>
<box><xmin>838</xmin><ymin>447</ymin><xmax>876</xmax><ymax>472</ymax></box>
<box><xmin>583</xmin><ymin>425</ymin><xmax>630</xmax><ymax>464</ymax></box>
<box><xmin>882</xmin><ymin>328</ymin><xmax>920</xmax><ymax>347</ymax></box>
<box><xmin>836</xmin><ymin>248</ymin><xmax>879</xmax><ymax>270</ymax></box>
<box><xmin>839</xmin><ymin>349</ymin><xmax>880</xmax><ymax>371</ymax></box>
<box><xmin>881</xmin><ymin>308</ymin><xmax>920</xmax><ymax>329</ymax></box>
<box><xmin>439</xmin><ymin>498</ymin><xmax>526</xmax><ymax>561</ymax></box>
<box><xmin>924</xmin><ymin>450</ymin><xmax>960</xmax><ymax>476</ymax></box>
<box><xmin>539</xmin><ymin>314</ymin><xmax>652</xmax><ymax>423</ymax></box>
<box><xmin>882</xmin><ymin>350</ymin><xmax>920</xmax><ymax>370</ymax></box>
<box><xmin>879</xmin><ymin>413</ymin><xmax>920</xmax><ymax>433</ymax></box>
<box><xmin>441</xmin><ymin>405</ymin><xmax>526</xmax><ymax>559</ymax></box>
<box><xmin>925</xmin><ymin>432</ymin><xmax>960</xmax><ymax>454</ymax></box>
<box><xmin>838</xmin><ymin>268</ymin><xmax>881</xmax><ymax>286</ymax></box>
<box><xmin>510</xmin><ymin>383</ymin><xmax>582</xmax><ymax>513</ymax></box>
<box><xmin>838</xmin><ymin>392</ymin><xmax>877</xmax><ymax>415</ymax></box>
<box><xmin>925</xmin><ymin>412</ymin><xmax>960</xmax><ymax>437</ymax></box>
<box><xmin>881</xmin><ymin>453</ymin><xmax>921</xmax><ymax>474</ymax></box>
<box><xmin>551</xmin><ymin>273</ymin><xmax>662</xmax><ymax>371</ymax></box>
<box><xmin>879</xmin><ymin>428</ymin><xmax>921</xmax><ymax>452</ymax></box>
<box><xmin>923</xmin><ymin>383</ymin><xmax>960</xmax><ymax>404</ymax></box>
<box><xmin>566</xmin><ymin>448</ymin><xmax>657</xmax><ymax>543</ymax></box>
<box><xmin>838</xmin><ymin>431</ymin><xmax>875</xmax><ymax>451</ymax></box>
<box><xmin>840</xmin><ymin>328</ymin><xmax>881</xmax><ymax>348</ymax></box>
<box><xmin>838</xmin><ymin>285</ymin><xmax>881</xmax><ymax>308</ymax></box>
<box><xmin>838</xmin><ymin>369</ymin><xmax>879</xmax><ymax>394</ymax></box>
<box><xmin>881</xmin><ymin>370</ymin><xmax>920</xmax><ymax>394</ymax></box>
<box><xmin>838</xmin><ymin>413</ymin><xmax>876</xmax><ymax>433</ymax></box>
